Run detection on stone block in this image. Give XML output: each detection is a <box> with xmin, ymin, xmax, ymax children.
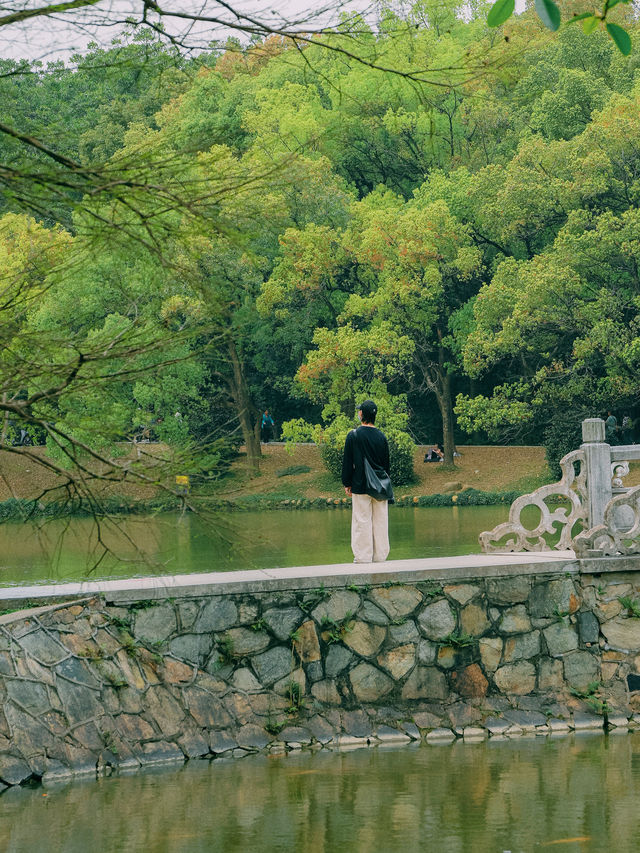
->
<box><xmin>437</xmin><ymin>646</ymin><xmax>456</xmax><ymax>669</ymax></box>
<box><xmin>563</xmin><ymin>651</ymin><xmax>600</xmax><ymax>693</ymax></box>
<box><xmin>236</xmin><ymin>724</ymin><xmax>272</xmax><ymax>750</ymax></box>
<box><xmin>402</xmin><ymin>722</ymin><xmax>421</xmax><ymax>740</ymax></box>
<box><xmin>184</xmin><ymin>686</ymin><xmax>225</xmax><ymax>728</ymax></box>
<box><xmin>498</xmin><ymin>605</ymin><xmax>531</xmax><ymax>634</ymax></box>
<box><xmin>114</xmin><ymin>714</ymin><xmax>155</xmax><ymax>741</ymax></box>
<box><xmin>18</xmin><ymin>630</ymin><xmax>69</xmax><ymax>665</ymax></box>
<box><xmin>169</xmin><ymin>634</ymin><xmax>213</xmax><ymax>667</ymax></box>
<box><xmin>417</xmin><ymin>600</ymin><xmax>456</xmax><ymax>641</ymax></box>
<box><xmin>262</xmin><ymin>606</ymin><xmax>304</xmax><ymax>641</ymax></box>
<box><xmin>194</xmin><ymin>598</ymin><xmax>238</xmax><ymax>633</ymax></box>
<box><xmin>251</xmin><ymin>646</ymin><xmax>294</xmax><ymax>688</ymax></box>
<box><xmin>311</xmin><ymin>591</ymin><xmax>360</xmax><ymax>625</ymax></box>
<box><xmin>425</xmin><ymin>728</ymin><xmax>455</xmax><ymax>742</ymax></box>
<box><xmin>417</xmin><ymin>638</ymin><xmax>437</xmax><ymax>666</ymax></box>
<box><xmin>484</xmin><ymin>717</ymin><xmax>510</xmax><ymax>735</ymax></box>
<box><xmin>140</xmin><ymin>741</ymin><xmax>185</xmax><ymax>765</ymax></box>
<box><xmin>460</xmin><ymin>603</ymin><xmax>491</xmax><ymax>637</ymax></box>
<box><xmin>479</xmin><ymin>637</ymin><xmax>502</xmax><ymax>672</ymax></box>
<box><xmin>223</xmin><ymin>692</ymin><xmax>257</xmax><ymax>726</ymax></box>
<box><xmin>55</xmin><ymin>657</ymin><xmax>101</xmax><ymax>688</ymax></box>
<box><xmin>401</xmin><ymin>666</ymin><xmax>447</xmax><ymax>701</ymax></box>
<box><xmin>571</xmin><ymin>713</ymin><xmax>603</xmax><ymax>731</ymax></box>
<box><xmin>178</xmin><ymin>730</ymin><xmax>210</xmax><ymax>758</ymax></box>
<box><xmin>543</xmin><ymin>622</ymin><xmax>579</xmax><ymax>656</ymax></box>
<box><xmin>360</xmin><ymin>602</ymin><xmax>389</xmax><ymax>626</ymax></box>
<box><xmin>238</xmin><ymin>602</ymin><xmax>259</xmax><ymax>625</ymax></box>
<box><xmin>350</xmin><ymin>662</ymin><xmax>394</xmax><ymax>702</ymax></box>
<box><xmin>342</xmin><ymin>709</ymin><xmax>373</xmax><ymax>737</ymax></box>
<box><xmin>375</xmin><ymin>726</ymin><xmax>410</xmax><ymax>743</ymax></box>
<box><xmin>224</xmin><ymin>627</ymin><xmax>270</xmax><ymax>657</ymax></box>
<box><xmin>278</xmin><ymin>726</ymin><xmax>312</xmax><ymax>744</ymax></box>
<box><xmin>463</xmin><ymin>727</ymin><xmax>487</xmax><ymax>740</ymax></box>
<box><xmin>306</xmin><ymin>661</ymin><xmax>323</xmax><ymax>682</ymax></box>
<box><xmin>447</xmin><ymin>701</ymin><xmax>483</xmax><ymax>728</ymax></box>
<box><xmin>503</xmin><ymin>709</ymin><xmax>547</xmax><ymax>729</ymax></box>
<box><xmin>293</xmin><ymin>620</ymin><xmax>321</xmax><ymax>663</ymax></box>
<box><xmin>133</xmin><ymin>605</ymin><xmax>177</xmax><ymax>644</ymax></box>
<box><xmin>413</xmin><ymin>710</ymin><xmax>444</xmax><ymax>729</ymax></box>
<box><xmin>325</xmin><ymin>645</ymin><xmax>353</xmax><ymax>677</ymax></box>
<box><xmin>145</xmin><ymin>687</ymin><xmax>185</xmax><ymax>738</ymax></box>
<box><xmin>306</xmin><ymin>715</ymin><xmax>335</xmax><ymax>743</ymax></box>
<box><xmin>548</xmin><ymin>718</ymin><xmax>570</xmax><ymax>732</ymax></box>
<box><xmin>493</xmin><ymin>661</ymin><xmax>536</xmax><ymax>695</ymax></box>
<box><xmin>115</xmin><ymin>650</ymin><xmax>145</xmax><ymax>691</ymax></box>
<box><xmin>228</xmin><ymin>667</ymin><xmax>260</xmax><ymax>691</ymax></box>
<box><xmin>6</xmin><ymin>680</ymin><xmax>50</xmax><ymax>717</ymax></box>
<box><xmin>577</xmin><ymin>611</ymin><xmax>600</xmax><ymax>644</ymax></box>
<box><xmin>601</xmin><ymin>619</ymin><xmax>640</xmax><ymax>651</ymax></box>
<box><xmin>377</xmin><ymin>644</ymin><xmax>416</xmax><ymax>679</ymax></box>
<box><xmin>529</xmin><ymin>578</ymin><xmax>580</xmax><ymax>619</ymax></box>
<box><xmin>177</xmin><ymin>602</ymin><xmax>199</xmax><ymax>631</ymax></box>
<box><xmin>486</xmin><ymin>576</ymin><xmax>531</xmax><ymax>605</ymax></box>
<box><xmin>389</xmin><ymin>621</ymin><xmax>420</xmax><ymax>644</ymax></box>
<box><xmin>273</xmin><ymin>666</ymin><xmax>306</xmax><ymax>699</ymax></box>
<box><xmin>0</xmin><ymin>755</ymin><xmax>33</xmax><ymax>786</ymax></box>
<box><xmin>443</xmin><ymin>584</ymin><xmax>480</xmax><ymax>605</ymax></box>
<box><xmin>311</xmin><ymin>680</ymin><xmax>341</xmax><ymax>705</ymax></box>
<box><xmin>503</xmin><ymin>631</ymin><xmax>540</xmax><ymax>663</ymax></box>
<box><xmin>538</xmin><ymin>657</ymin><xmax>565</xmax><ymax>691</ymax></box>
<box><xmin>344</xmin><ymin>622</ymin><xmax>386</xmax><ymax>658</ymax></box>
<box><xmin>0</xmin><ymin>651</ymin><xmax>14</xmax><ymax>676</ymax></box>
<box><xmin>450</xmin><ymin>664</ymin><xmax>488</xmax><ymax>699</ymax></box>
<box><xmin>369</xmin><ymin>586</ymin><xmax>423</xmax><ymax>619</ymax></box>
<box><xmin>163</xmin><ymin>658</ymin><xmax>195</xmax><ymax>685</ymax></box>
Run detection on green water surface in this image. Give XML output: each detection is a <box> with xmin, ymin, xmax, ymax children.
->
<box><xmin>0</xmin><ymin>505</ymin><xmax>510</xmax><ymax>586</ymax></box>
<box><xmin>1</xmin><ymin>733</ymin><xmax>639</xmax><ymax>852</ymax></box>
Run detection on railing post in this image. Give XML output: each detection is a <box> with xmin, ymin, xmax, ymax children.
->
<box><xmin>581</xmin><ymin>418</ymin><xmax>611</xmax><ymax>529</ymax></box>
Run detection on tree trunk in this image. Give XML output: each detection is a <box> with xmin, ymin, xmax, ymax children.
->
<box><xmin>227</xmin><ymin>339</ymin><xmax>261</xmax><ymax>475</ymax></box>
<box><xmin>417</xmin><ymin>337</ymin><xmax>457</xmax><ymax>466</ymax></box>
<box><xmin>438</xmin><ymin>371</ymin><xmax>456</xmax><ymax>466</ymax></box>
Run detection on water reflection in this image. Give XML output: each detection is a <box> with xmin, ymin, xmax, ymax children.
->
<box><xmin>0</xmin><ymin>506</ymin><xmax>510</xmax><ymax>586</ymax></box>
<box><xmin>2</xmin><ymin>734</ymin><xmax>640</xmax><ymax>852</ymax></box>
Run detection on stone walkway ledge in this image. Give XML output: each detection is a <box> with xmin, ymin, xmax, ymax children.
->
<box><xmin>0</xmin><ymin>551</ymin><xmax>581</xmax><ymax>608</ymax></box>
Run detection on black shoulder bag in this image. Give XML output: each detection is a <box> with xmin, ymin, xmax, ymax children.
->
<box><xmin>354</xmin><ymin>430</ymin><xmax>394</xmax><ymax>503</ymax></box>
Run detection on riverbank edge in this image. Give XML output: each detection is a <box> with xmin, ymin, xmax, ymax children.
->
<box><xmin>2</xmin><ymin>552</ymin><xmax>640</xmax><ymax>789</ymax></box>
<box><xmin>0</xmin><ymin>488</ymin><xmax>525</xmax><ymax>523</ymax></box>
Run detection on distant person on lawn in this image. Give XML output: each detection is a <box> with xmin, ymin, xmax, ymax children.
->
<box><xmin>341</xmin><ymin>399</ymin><xmax>392</xmax><ymax>563</ymax></box>
<box><xmin>261</xmin><ymin>410</ymin><xmax>274</xmax><ymax>443</ymax></box>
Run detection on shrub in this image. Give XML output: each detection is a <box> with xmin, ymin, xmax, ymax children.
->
<box><xmin>318</xmin><ymin>417</ymin><xmax>415</xmax><ymax>486</ymax></box>
<box><xmin>543</xmin><ymin>405</ymin><xmax>592</xmax><ymax>479</ymax></box>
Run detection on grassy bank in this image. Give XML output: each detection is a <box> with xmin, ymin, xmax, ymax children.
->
<box><xmin>0</xmin><ymin>443</ymin><xmax>553</xmax><ymax>520</ymax></box>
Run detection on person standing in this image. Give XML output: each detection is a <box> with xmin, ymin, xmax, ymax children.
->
<box><xmin>605</xmin><ymin>411</ymin><xmax>618</xmax><ymax>445</ymax></box>
<box><xmin>261</xmin><ymin>410</ymin><xmax>274</xmax><ymax>443</ymax></box>
<box><xmin>341</xmin><ymin>399</ymin><xmax>392</xmax><ymax>563</ymax></box>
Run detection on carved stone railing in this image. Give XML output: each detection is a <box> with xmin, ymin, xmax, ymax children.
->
<box><xmin>480</xmin><ymin>418</ymin><xmax>640</xmax><ymax>557</ymax></box>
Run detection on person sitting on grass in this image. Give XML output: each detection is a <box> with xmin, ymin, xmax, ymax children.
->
<box><xmin>424</xmin><ymin>443</ymin><xmax>444</xmax><ymax>462</ymax></box>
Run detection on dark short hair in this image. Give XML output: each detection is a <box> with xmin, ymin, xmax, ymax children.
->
<box><xmin>358</xmin><ymin>399</ymin><xmax>377</xmax><ymax>423</ymax></box>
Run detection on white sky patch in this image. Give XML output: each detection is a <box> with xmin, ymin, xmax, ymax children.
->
<box><xmin>0</xmin><ymin>0</ymin><xmax>379</xmax><ymax>63</ymax></box>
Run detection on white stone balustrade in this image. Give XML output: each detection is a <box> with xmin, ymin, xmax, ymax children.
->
<box><xmin>480</xmin><ymin>418</ymin><xmax>640</xmax><ymax>557</ymax></box>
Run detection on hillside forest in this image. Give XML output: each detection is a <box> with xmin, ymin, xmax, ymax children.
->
<box><xmin>2</xmin><ymin>0</ymin><xmax>640</xmax><ymax>497</ymax></box>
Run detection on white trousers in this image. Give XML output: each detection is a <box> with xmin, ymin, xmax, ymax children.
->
<box><xmin>351</xmin><ymin>493</ymin><xmax>389</xmax><ymax>563</ymax></box>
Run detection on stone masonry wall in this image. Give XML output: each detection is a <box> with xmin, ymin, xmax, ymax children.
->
<box><xmin>3</xmin><ymin>562</ymin><xmax>640</xmax><ymax>788</ymax></box>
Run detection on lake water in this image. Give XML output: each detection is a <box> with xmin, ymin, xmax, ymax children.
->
<box><xmin>0</xmin><ymin>505</ymin><xmax>510</xmax><ymax>587</ymax></box>
<box><xmin>2</xmin><ymin>733</ymin><xmax>639</xmax><ymax>852</ymax></box>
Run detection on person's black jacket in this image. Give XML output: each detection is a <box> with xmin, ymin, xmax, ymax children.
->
<box><xmin>341</xmin><ymin>425</ymin><xmax>391</xmax><ymax>495</ymax></box>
